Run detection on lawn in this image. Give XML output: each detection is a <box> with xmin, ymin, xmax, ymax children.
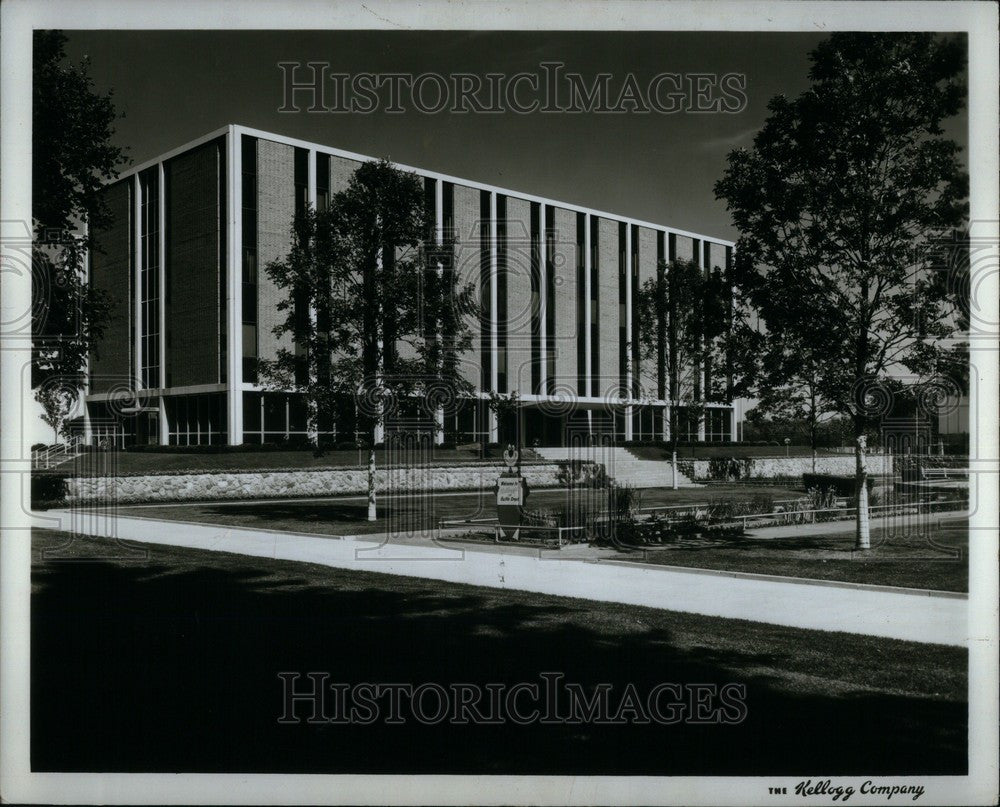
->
<box><xmin>108</xmin><ymin>486</ymin><xmax>966</xmax><ymax>591</ymax></box>
<box><xmin>631</xmin><ymin>517</ymin><xmax>969</xmax><ymax>592</ymax></box>
<box><xmin>65</xmin><ymin>446</ymin><xmax>515</xmax><ymax>475</ymax></box>
<box><xmin>629</xmin><ymin>444</ymin><xmax>848</xmax><ymax>460</ymax></box>
<box><xmin>31</xmin><ymin>529</ymin><xmax>966</xmax><ymax>775</ymax></box>
<box><xmin>112</xmin><ymin>484</ymin><xmax>805</xmax><ymax>538</ymax></box>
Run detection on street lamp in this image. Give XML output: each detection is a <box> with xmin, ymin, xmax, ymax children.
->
<box><xmin>784</xmin><ymin>437</ymin><xmax>791</xmax><ymax>457</ymax></box>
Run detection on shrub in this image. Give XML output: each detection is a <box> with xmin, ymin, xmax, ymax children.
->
<box><xmin>32</xmin><ymin>443</ymin><xmax>48</xmax><ymax>453</ymax></box>
<box><xmin>802</xmin><ymin>472</ymin><xmax>873</xmax><ymax>497</ymax></box>
<box><xmin>705</xmin><ymin>494</ymin><xmax>775</xmax><ymax>522</ymax></box>
<box><xmin>608</xmin><ymin>483</ymin><xmax>642</xmax><ymax>522</ymax></box>
<box><xmin>32</xmin><ymin>471</ymin><xmax>68</xmax><ymax>507</ymax></box>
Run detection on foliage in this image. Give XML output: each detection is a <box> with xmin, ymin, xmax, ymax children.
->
<box><xmin>715</xmin><ymin>33</ymin><xmax>967</xmax><ymax>548</ymax></box>
<box><xmin>803</xmin><ymin>473</ymin><xmax>874</xmax><ymax>498</ymax></box>
<box><xmin>715</xmin><ymin>33</ymin><xmax>968</xmax><ymax>436</ymax></box>
<box><xmin>635</xmin><ymin>259</ymin><xmax>762</xmax><ymax>432</ymax></box>
<box><xmin>555</xmin><ymin>460</ymin><xmax>609</xmax><ymax>488</ymax></box>
<box><xmin>485</xmin><ymin>390</ymin><xmax>521</xmax><ymax>447</ymax></box>
<box><xmin>706</xmin><ymin>493</ymin><xmax>775</xmax><ymax>521</ymax></box>
<box><xmin>608</xmin><ymin>483</ymin><xmax>642</xmax><ymax>523</ymax></box>
<box><xmin>259</xmin><ymin>159</ymin><xmax>476</xmax><ymax>443</ymax></box>
<box><xmin>32</xmin><ymin>31</ymin><xmax>129</xmax><ymax>433</ymax></box>
<box><xmin>31</xmin><ymin>471</ymin><xmax>69</xmax><ymax>507</ymax></box>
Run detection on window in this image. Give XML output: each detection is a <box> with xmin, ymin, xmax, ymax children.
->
<box><xmin>166</xmin><ymin>393</ymin><xmax>227</xmax><ymax>446</ymax></box>
<box><xmin>241</xmin><ymin>135</ymin><xmax>258</xmax><ymax>383</ymax></box>
<box><xmin>496</xmin><ymin>194</ymin><xmax>508</xmax><ymax>393</ymax></box>
<box><xmin>139</xmin><ymin>168</ymin><xmax>160</xmax><ymax>388</ymax></box>
<box><xmin>294</xmin><ymin>147</ymin><xmax>309</xmax><ymax>218</ymax></box>
<box><xmin>316</xmin><ymin>153</ymin><xmax>330</xmax><ymax>212</ymax></box>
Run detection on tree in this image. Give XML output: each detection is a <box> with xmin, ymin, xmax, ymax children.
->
<box><xmin>260</xmin><ymin>159</ymin><xmax>475</xmax><ymax>520</ymax></box>
<box><xmin>32</xmin><ymin>30</ymin><xmax>129</xmax><ymax>437</ymax></box>
<box><xmin>486</xmin><ymin>390</ymin><xmax>522</xmax><ymax>451</ymax></box>
<box><xmin>747</xmin><ymin>336</ymin><xmax>837</xmax><ymax>470</ymax></box>
<box><xmin>715</xmin><ymin>32</ymin><xmax>968</xmax><ymax>549</ymax></box>
<box><xmin>635</xmin><ymin>257</ymin><xmax>760</xmax><ymax>440</ymax></box>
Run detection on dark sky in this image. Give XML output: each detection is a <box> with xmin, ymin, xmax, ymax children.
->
<box><xmin>61</xmin><ymin>30</ymin><xmax>967</xmax><ymax>242</ymax></box>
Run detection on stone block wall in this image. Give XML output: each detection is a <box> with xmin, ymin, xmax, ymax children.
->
<box><xmin>676</xmin><ymin>454</ymin><xmax>889</xmax><ymax>481</ymax></box>
<box><xmin>65</xmin><ymin>462</ymin><xmax>564</xmax><ymax>504</ymax></box>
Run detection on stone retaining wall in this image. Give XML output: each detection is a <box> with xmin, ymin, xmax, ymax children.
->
<box><xmin>677</xmin><ymin>454</ymin><xmax>890</xmax><ymax>481</ymax></box>
<box><xmin>66</xmin><ymin>463</ymin><xmax>564</xmax><ymax>504</ymax></box>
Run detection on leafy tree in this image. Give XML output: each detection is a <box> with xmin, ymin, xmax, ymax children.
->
<box><xmin>32</xmin><ymin>30</ymin><xmax>129</xmax><ymax>436</ymax></box>
<box><xmin>746</xmin><ymin>336</ymin><xmax>837</xmax><ymax>468</ymax></box>
<box><xmin>486</xmin><ymin>390</ymin><xmax>521</xmax><ymax>450</ymax></box>
<box><xmin>715</xmin><ymin>32</ymin><xmax>968</xmax><ymax>548</ymax></box>
<box><xmin>260</xmin><ymin>159</ymin><xmax>475</xmax><ymax>520</ymax></box>
<box><xmin>636</xmin><ymin>257</ymin><xmax>761</xmax><ymax>440</ymax></box>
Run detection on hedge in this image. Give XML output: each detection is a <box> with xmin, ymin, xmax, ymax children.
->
<box><xmin>31</xmin><ymin>471</ymin><xmax>69</xmax><ymax>507</ymax></box>
<box><xmin>802</xmin><ymin>473</ymin><xmax>874</xmax><ymax>497</ymax></box>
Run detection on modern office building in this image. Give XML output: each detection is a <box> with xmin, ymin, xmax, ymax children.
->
<box><xmin>85</xmin><ymin>124</ymin><xmax>739</xmax><ymax>447</ymax></box>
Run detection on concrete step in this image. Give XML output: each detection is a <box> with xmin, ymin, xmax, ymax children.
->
<box><xmin>533</xmin><ymin>446</ymin><xmax>697</xmax><ymax>488</ymax></box>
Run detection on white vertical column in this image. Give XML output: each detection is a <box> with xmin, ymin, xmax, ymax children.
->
<box><xmin>433</xmin><ymin>178</ymin><xmax>444</xmax><ymax>444</ymax></box>
<box><xmin>488</xmin><ymin>191</ymin><xmax>499</xmax><ymax>443</ymax></box>
<box><xmin>584</xmin><ymin>215</ymin><xmax>592</xmax><ymax>399</ymax></box>
<box><xmin>703</xmin><ymin>242</ymin><xmax>710</xmax><ymax>404</ymax></box>
<box><xmin>538</xmin><ymin>204</ymin><xmax>547</xmax><ymax>395</ymax></box>
<box><xmin>226</xmin><ymin>127</ymin><xmax>244</xmax><ymax>445</ymax></box>
<box><xmin>82</xmin><ymin>219</ymin><xmax>93</xmax><ymax>444</ymax></box>
<box><xmin>133</xmin><ymin>174</ymin><xmax>142</xmax><ymax>390</ymax></box>
<box><xmin>157</xmin><ymin>162</ymin><xmax>169</xmax><ymax>444</ymax></box>
<box><xmin>661</xmin><ymin>229</ymin><xmax>670</xmax><ymax>444</ymax></box>
<box><xmin>623</xmin><ymin>223</ymin><xmax>633</xmax><ymax>442</ymax></box>
<box><xmin>306</xmin><ymin>149</ymin><xmax>319</xmax><ymax>444</ymax></box>
<box><xmin>584</xmin><ymin>215</ymin><xmax>594</xmax><ymax>436</ymax></box>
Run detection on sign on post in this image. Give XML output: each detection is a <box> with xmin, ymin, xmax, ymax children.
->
<box><xmin>496</xmin><ymin>444</ymin><xmax>529</xmax><ymax>541</ymax></box>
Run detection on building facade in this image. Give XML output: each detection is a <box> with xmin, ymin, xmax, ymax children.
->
<box><xmin>86</xmin><ymin>124</ymin><xmax>739</xmax><ymax>447</ymax></box>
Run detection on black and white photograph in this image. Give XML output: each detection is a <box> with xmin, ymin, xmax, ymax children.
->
<box><xmin>1</xmin><ymin>1</ymin><xmax>997</xmax><ymax>804</ymax></box>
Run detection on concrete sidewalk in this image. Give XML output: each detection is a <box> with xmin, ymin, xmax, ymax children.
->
<box><xmin>45</xmin><ymin>508</ymin><xmax>967</xmax><ymax>647</ymax></box>
<box><xmin>745</xmin><ymin>510</ymin><xmax>968</xmax><ymax>540</ymax></box>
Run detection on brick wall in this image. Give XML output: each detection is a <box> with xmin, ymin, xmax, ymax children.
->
<box><xmin>89</xmin><ymin>179</ymin><xmax>132</xmax><ymax>392</ymax></box>
<box><xmin>256</xmin><ymin>139</ymin><xmax>296</xmax><ymax>363</ymax></box>
<box><xmin>550</xmin><ymin>206</ymin><xmax>577</xmax><ymax>392</ymax></box>
<box><xmin>329</xmin><ymin>154</ymin><xmax>360</xmax><ymax>192</ymax></box>
<box><xmin>636</xmin><ymin>226</ymin><xmax>659</xmax><ymax>396</ymax></box>
<box><xmin>596</xmin><ymin>217</ymin><xmax>620</xmax><ymax>398</ymax></box>
<box><xmin>452</xmin><ymin>183</ymin><xmax>483</xmax><ymax>388</ymax></box>
<box><xmin>673</xmin><ymin>234</ymin><xmax>694</xmax><ymax>263</ymax></box>
<box><xmin>504</xmin><ymin>197</ymin><xmax>533</xmax><ymax>395</ymax></box>
<box><xmin>166</xmin><ymin>142</ymin><xmax>221</xmax><ymax>387</ymax></box>
<box><xmin>709</xmin><ymin>241</ymin><xmax>727</xmax><ymax>271</ymax></box>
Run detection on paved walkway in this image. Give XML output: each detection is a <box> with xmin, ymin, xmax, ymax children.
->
<box><xmin>46</xmin><ymin>508</ymin><xmax>967</xmax><ymax>647</ymax></box>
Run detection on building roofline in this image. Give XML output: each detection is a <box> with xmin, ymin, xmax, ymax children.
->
<box><xmin>110</xmin><ymin>123</ymin><xmax>736</xmax><ymax>248</ymax></box>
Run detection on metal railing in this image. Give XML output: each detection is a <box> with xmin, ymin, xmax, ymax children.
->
<box><xmin>32</xmin><ymin>437</ymin><xmax>81</xmax><ymax>469</ymax></box>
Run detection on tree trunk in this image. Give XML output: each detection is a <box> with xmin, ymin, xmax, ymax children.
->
<box><xmin>367</xmin><ymin>444</ymin><xmax>377</xmax><ymax>521</ymax></box>
<box><xmin>854</xmin><ymin>435</ymin><xmax>870</xmax><ymax>550</ymax></box>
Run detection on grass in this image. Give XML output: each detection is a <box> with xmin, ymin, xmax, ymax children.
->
<box><xmin>64</xmin><ymin>446</ymin><xmax>515</xmax><ymax>476</ymax></box>
<box><xmin>111</xmin><ymin>484</ymin><xmax>805</xmax><ymax>538</ymax></box>
<box><xmin>629</xmin><ymin>444</ymin><xmax>848</xmax><ymax>460</ymax></box>
<box><xmin>107</xmin><ymin>485</ymin><xmax>966</xmax><ymax>591</ymax></box>
<box><xmin>31</xmin><ymin>529</ymin><xmax>966</xmax><ymax>775</ymax></box>
<box><xmin>65</xmin><ymin>443</ymin><xmax>848</xmax><ymax>474</ymax></box>
<box><xmin>631</xmin><ymin>517</ymin><xmax>969</xmax><ymax>592</ymax></box>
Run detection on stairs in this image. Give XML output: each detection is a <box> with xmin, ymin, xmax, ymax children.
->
<box><xmin>32</xmin><ymin>437</ymin><xmax>82</xmax><ymax>469</ymax></box>
<box><xmin>533</xmin><ymin>445</ymin><xmax>697</xmax><ymax>489</ymax></box>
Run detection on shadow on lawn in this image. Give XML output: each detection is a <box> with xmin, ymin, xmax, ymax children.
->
<box><xmin>31</xmin><ymin>550</ymin><xmax>966</xmax><ymax>775</ymax></box>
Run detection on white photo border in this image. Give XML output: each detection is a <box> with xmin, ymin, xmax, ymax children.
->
<box><xmin>1</xmin><ymin>1</ymin><xmax>996</xmax><ymax>804</ymax></box>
